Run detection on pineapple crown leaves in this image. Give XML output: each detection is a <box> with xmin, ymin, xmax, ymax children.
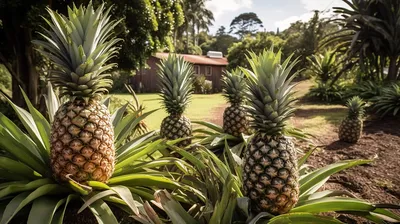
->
<box><xmin>241</xmin><ymin>48</ymin><xmax>300</xmax><ymax>135</ymax></box>
<box><xmin>157</xmin><ymin>54</ymin><xmax>195</xmax><ymax>115</ymax></box>
<box><xmin>32</xmin><ymin>2</ymin><xmax>122</xmax><ymax>100</ymax></box>
<box><xmin>346</xmin><ymin>96</ymin><xmax>365</xmax><ymax>119</ymax></box>
<box><xmin>222</xmin><ymin>68</ymin><xmax>247</xmax><ymax>105</ymax></box>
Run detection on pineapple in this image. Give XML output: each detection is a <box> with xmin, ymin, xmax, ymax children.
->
<box><xmin>222</xmin><ymin>69</ymin><xmax>250</xmax><ymax>137</ymax></box>
<box><xmin>158</xmin><ymin>55</ymin><xmax>194</xmax><ymax>147</ymax></box>
<box><xmin>33</xmin><ymin>3</ymin><xmax>121</xmax><ymax>182</ymax></box>
<box><xmin>241</xmin><ymin>49</ymin><xmax>299</xmax><ymax>215</ymax></box>
<box><xmin>339</xmin><ymin>96</ymin><xmax>365</xmax><ymax>143</ymax></box>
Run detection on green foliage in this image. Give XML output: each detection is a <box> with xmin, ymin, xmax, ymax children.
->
<box><xmin>157</xmin><ymin>54</ymin><xmax>195</xmax><ymax>115</ymax></box>
<box><xmin>345</xmin><ymin>96</ymin><xmax>366</xmax><ymax>119</ymax></box>
<box><xmin>193</xmin><ymin>75</ymin><xmax>212</xmax><ymax>94</ymax></box>
<box><xmin>110</xmin><ymin>71</ymin><xmax>134</xmax><ymax>93</ymax></box>
<box><xmin>187</xmin><ymin>44</ymin><xmax>203</xmax><ymax>55</ymax></box>
<box><xmin>307</xmin><ymin>49</ymin><xmax>339</xmax><ymax>83</ymax></box>
<box><xmin>0</xmin><ymin>86</ymin><xmax>206</xmax><ymax>224</ymax></box>
<box><xmin>0</xmin><ymin>64</ymin><xmax>11</xmax><ymax>91</ymax></box>
<box><xmin>345</xmin><ymin>81</ymin><xmax>384</xmax><ymax>101</ymax></box>
<box><xmin>331</xmin><ymin>0</ymin><xmax>400</xmax><ymax>81</ymax></box>
<box><xmin>372</xmin><ymin>83</ymin><xmax>400</xmax><ymax>117</ymax></box>
<box><xmin>142</xmin><ymin>138</ymin><xmax>400</xmax><ymax>223</ymax></box>
<box><xmin>229</xmin><ymin>12</ymin><xmax>263</xmax><ymax>39</ymax></box>
<box><xmin>307</xmin><ymin>81</ymin><xmax>345</xmax><ymax>102</ymax></box>
<box><xmin>227</xmin><ymin>33</ymin><xmax>285</xmax><ymax>69</ymax></box>
<box><xmin>32</xmin><ymin>2</ymin><xmax>122</xmax><ymax>99</ymax></box>
<box><xmin>114</xmin><ymin>0</ymin><xmax>184</xmax><ymax>69</ymax></box>
<box><xmin>200</xmin><ymin>27</ymin><xmax>238</xmax><ymax>56</ymax></box>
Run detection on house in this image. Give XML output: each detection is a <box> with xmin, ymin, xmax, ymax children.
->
<box><xmin>131</xmin><ymin>52</ymin><xmax>229</xmax><ymax>93</ymax></box>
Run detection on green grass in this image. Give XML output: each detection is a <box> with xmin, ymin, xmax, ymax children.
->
<box><xmin>111</xmin><ymin>93</ymin><xmax>226</xmax><ymax>131</ymax></box>
<box><xmin>112</xmin><ymin>80</ymin><xmax>348</xmax><ymax>137</ymax></box>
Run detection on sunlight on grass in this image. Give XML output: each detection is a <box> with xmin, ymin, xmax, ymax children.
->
<box><xmin>291</xmin><ymin>104</ymin><xmax>346</xmax><ymax>136</ymax></box>
<box><xmin>112</xmin><ymin>93</ymin><xmax>226</xmax><ymax>131</ymax></box>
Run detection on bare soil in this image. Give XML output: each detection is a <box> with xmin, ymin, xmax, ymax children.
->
<box><xmin>208</xmin><ymin>105</ymin><xmax>400</xmax><ymax>223</ymax></box>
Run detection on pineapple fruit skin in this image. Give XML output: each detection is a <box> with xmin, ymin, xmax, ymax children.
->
<box><xmin>339</xmin><ymin>118</ymin><xmax>363</xmax><ymax>143</ymax></box>
<box><xmin>50</xmin><ymin>100</ymin><xmax>115</xmax><ymax>183</ymax></box>
<box><xmin>160</xmin><ymin>115</ymin><xmax>192</xmax><ymax>147</ymax></box>
<box><xmin>243</xmin><ymin>134</ymin><xmax>299</xmax><ymax>215</ymax></box>
<box><xmin>223</xmin><ymin>105</ymin><xmax>249</xmax><ymax>137</ymax></box>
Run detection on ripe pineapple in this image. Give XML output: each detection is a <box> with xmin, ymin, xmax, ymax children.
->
<box><xmin>241</xmin><ymin>49</ymin><xmax>299</xmax><ymax>215</ymax></box>
<box><xmin>222</xmin><ymin>69</ymin><xmax>250</xmax><ymax>137</ymax></box>
<box><xmin>33</xmin><ymin>3</ymin><xmax>121</xmax><ymax>183</ymax></box>
<box><xmin>339</xmin><ymin>96</ymin><xmax>365</xmax><ymax>143</ymax></box>
<box><xmin>158</xmin><ymin>55</ymin><xmax>194</xmax><ymax>147</ymax></box>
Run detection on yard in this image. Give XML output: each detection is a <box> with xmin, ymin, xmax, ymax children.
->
<box><xmin>113</xmin><ymin>80</ymin><xmax>400</xmax><ymax>223</ymax></box>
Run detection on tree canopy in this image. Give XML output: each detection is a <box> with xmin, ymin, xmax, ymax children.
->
<box><xmin>0</xmin><ymin>0</ymin><xmax>184</xmax><ymax>106</ymax></box>
<box><xmin>229</xmin><ymin>12</ymin><xmax>263</xmax><ymax>39</ymax></box>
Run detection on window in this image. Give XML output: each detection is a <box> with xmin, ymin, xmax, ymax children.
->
<box><xmin>194</xmin><ymin>65</ymin><xmax>200</xmax><ymax>75</ymax></box>
<box><xmin>206</xmin><ymin>66</ymin><xmax>212</xmax><ymax>76</ymax></box>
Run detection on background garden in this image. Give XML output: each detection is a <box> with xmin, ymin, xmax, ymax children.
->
<box><xmin>0</xmin><ymin>0</ymin><xmax>400</xmax><ymax>223</ymax></box>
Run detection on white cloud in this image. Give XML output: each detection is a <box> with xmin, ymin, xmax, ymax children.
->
<box><xmin>301</xmin><ymin>0</ymin><xmax>348</xmax><ymax>11</ymax></box>
<box><xmin>274</xmin><ymin>12</ymin><xmax>314</xmax><ymax>31</ymax></box>
<box><xmin>275</xmin><ymin>0</ymin><xmax>349</xmax><ymax>30</ymax></box>
<box><xmin>206</xmin><ymin>0</ymin><xmax>253</xmax><ymax>19</ymax></box>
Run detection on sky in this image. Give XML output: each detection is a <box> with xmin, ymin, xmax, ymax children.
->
<box><xmin>206</xmin><ymin>0</ymin><xmax>349</xmax><ymax>34</ymax></box>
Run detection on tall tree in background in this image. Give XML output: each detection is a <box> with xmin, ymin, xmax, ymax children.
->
<box><xmin>0</xmin><ymin>0</ymin><xmax>184</xmax><ymax>107</ymax></box>
<box><xmin>180</xmin><ymin>0</ymin><xmax>214</xmax><ymax>53</ymax></box>
<box><xmin>329</xmin><ymin>0</ymin><xmax>400</xmax><ymax>81</ymax></box>
<box><xmin>229</xmin><ymin>12</ymin><xmax>263</xmax><ymax>39</ymax></box>
<box><xmin>200</xmin><ymin>26</ymin><xmax>238</xmax><ymax>56</ymax></box>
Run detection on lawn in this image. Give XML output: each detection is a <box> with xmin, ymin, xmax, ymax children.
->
<box><xmin>112</xmin><ymin>80</ymin><xmax>347</xmax><ymax>136</ymax></box>
<box><xmin>111</xmin><ymin>93</ymin><xmax>226</xmax><ymax>131</ymax></box>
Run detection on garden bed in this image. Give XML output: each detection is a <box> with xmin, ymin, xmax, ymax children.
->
<box><xmin>210</xmin><ymin>101</ymin><xmax>400</xmax><ymax>223</ymax></box>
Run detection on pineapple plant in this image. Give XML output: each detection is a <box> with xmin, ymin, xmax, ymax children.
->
<box><xmin>33</xmin><ymin>2</ymin><xmax>121</xmax><ymax>183</ymax></box>
<box><xmin>339</xmin><ymin>96</ymin><xmax>365</xmax><ymax>143</ymax></box>
<box><xmin>158</xmin><ymin>55</ymin><xmax>195</xmax><ymax>147</ymax></box>
<box><xmin>221</xmin><ymin>68</ymin><xmax>250</xmax><ymax>137</ymax></box>
<box><xmin>241</xmin><ymin>49</ymin><xmax>300</xmax><ymax>215</ymax></box>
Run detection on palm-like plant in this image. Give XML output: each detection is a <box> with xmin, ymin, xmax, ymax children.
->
<box><xmin>307</xmin><ymin>49</ymin><xmax>339</xmax><ymax>84</ymax></box>
<box><xmin>329</xmin><ymin>0</ymin><xmax>400</xmax><ymax>81</ymax></box>
<box><xmin>373</xmin><ymin>83</ymin><xmax>400</xmax><ymax>117</ymax></box>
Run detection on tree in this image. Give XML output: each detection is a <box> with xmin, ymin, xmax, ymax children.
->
<box><xmin>179</xmin><ymin>0</ymin><xmax>214</xmax><ymax>53</ymax></box>
<box><xmin>227</xmin><ymin>33</ymin><xmax>284</xmax><ymax>69</ymax></box>
<box><xmin>329</xmin><ymin>0</ymin><xmax>400</xmax><ymax>81</ymax></box>
<box><xmin>229</xmin><ymin>12</ymin><xmax>263</xmax><ymax>39</ymax></box>
<box><xmin>0</xmin><ymin>0</ymin><xmax>183</xmax><ymax>107</ymax></box>
<box><xmin>200</xmin><ymin>28</ymin><xmax>238</xmax><ymax>56</ymax></box>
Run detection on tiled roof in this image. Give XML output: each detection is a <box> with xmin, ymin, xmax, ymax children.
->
<box><xmin>154</xmin><ymin>52</ymin><xmax>228</xmax><ymax>66</ymax></box>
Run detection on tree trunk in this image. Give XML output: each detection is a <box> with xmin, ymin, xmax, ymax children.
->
<box><xmin>387</xmin><ymin>55</ymin><xmax>398</xmax><ymax>81</ymax></box>
<box><xmin>2</xmin><ymin>10</ymin><xmax>38</xmax><ymax>108</ymax></box>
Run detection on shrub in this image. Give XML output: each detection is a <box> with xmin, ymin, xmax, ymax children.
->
<box><xmin>193</xmin><ymin>75</ymin><xmax>206</xmax><ymax>93</ymax></box>
<box><xmin>204</xmin><ymin>80</ymin><xmax>212</xmax><ymax>94</ymax></box>
<box><xmin>372</xmin><ymin>83</ymin><xmax>400</xmax><ymax>117</ymax></box>
<box><xmin>345</xmin><ymin>80</ymin><xmax>383</xmax><ymax>100</ymax></box>
<box><xmin>110</xmin><ymin>70</ymin><xmax>133</xmax><ymax>93</ymax></box>
<box><xmin>193</xmin><ymin>75</ymin><xmax>213</xmax><ymax>94</ymax></box>
<box><xmin>307</xmin><ymin>81</ymin><xmax>345</xmax><ymax>102</ymax></box>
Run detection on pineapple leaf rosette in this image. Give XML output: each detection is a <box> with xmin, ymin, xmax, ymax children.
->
<box><xmin>0</xmin><ymin>3</ymin><xmax>205</xmax><ymax>223</ymax></box>
<box><xmin>241</xmin><ymin>49</ymin><xmax>300</xmax><ymax>214</ymax></box>
<box><xmin>158</xmin><ymin>54</ymin><xmax>195</xmax><ymax>147</ymax></box>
